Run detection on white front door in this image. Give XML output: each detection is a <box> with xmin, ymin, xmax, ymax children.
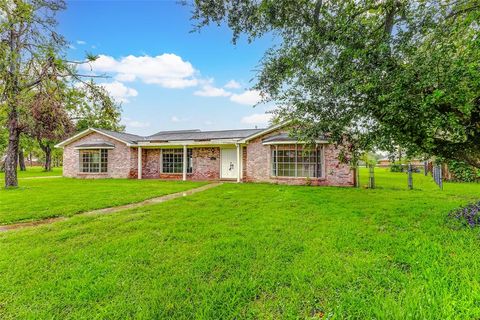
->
<box><xmin>221</xmin><ymin>148</ymin><xmax>238</xmax><ymax>179</ymax></box>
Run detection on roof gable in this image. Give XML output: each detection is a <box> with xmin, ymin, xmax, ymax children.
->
<box><xmin>55</xmin><ymin>128</ymin><xmax>139</xmax><ymax>148</ymax></box>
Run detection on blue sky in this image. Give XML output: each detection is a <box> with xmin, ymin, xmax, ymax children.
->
<box><xmin>59</xmin><ymin>1</ymin><xmax>274</xmax><ymax>135</ymax></box>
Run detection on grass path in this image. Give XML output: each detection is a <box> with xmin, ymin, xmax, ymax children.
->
<box><xmin>0</xmin><ymin>182</ymin><xmax>221</xmax><ymax>232</ymax></box>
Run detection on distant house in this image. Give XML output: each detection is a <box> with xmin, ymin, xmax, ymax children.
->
<box><xmin>377</xmin><ymin>158</ymin><xmax>425</xmax><ymax>168</ymax></box>
<box><xmin>55</xmin><ymin>123</ymin><xmax>354</xmax><ymax>186</ymax></box>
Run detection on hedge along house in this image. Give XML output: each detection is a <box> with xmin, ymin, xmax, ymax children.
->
<box><xmin>55</xmin><ymin>123</ymin><xmax>354</xmax><ymax>186</ymax></box>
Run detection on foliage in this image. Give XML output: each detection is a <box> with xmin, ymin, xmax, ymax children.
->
<box><xmin>0</xmin><ymin>1</ymin><xmax>122</xmax><ymax>185</ymax></box>
<box><xmin>390</xmin><ymin>163</ymin><xmax>403</xmax><ymax>172</ymax></box>
<box><xmin>69</xmin><ymin>81</ymin><xmax>125</xmax><ymax>132</ymax></box>
<box><xmin>446</xmin><ymin>160</ymin><xmax>480</xmax><ymax>182</ymax></box>
<box><xmin>447</xmin><ymin>200</ymin><xmax>480</xmax><ymax>228</ymax></box>
<box><xmin>0</xmin><ymin>171</ymin><xmax>480</xmax><ymax>318</ymax></box>
<box><xmin>189</xmin><ymin>0</ymin><xmax>480</xmax><ymax>167</ymax></box>
<box><xmin>0</xmin><ymin>0</ymin><xmax>68</xmax><ymax>186</ymax></box>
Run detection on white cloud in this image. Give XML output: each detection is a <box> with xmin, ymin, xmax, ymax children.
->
<box><xmin>194</xmin><ymin>84</ymin><xmax>231</xmax><ymax>97</ymax></box>
<box><xmin>81</xmin><ymin>54</ymin><xmax>198</xmax><ymax>89</ymax></box>
<box><xmin>224</xmin><ymin>80</ymin><xmax>241</xmax><ymax>89</ymax></box>
<box><xmin>241</xmin><ymin>113</ymin><xmax>273</xmax><ymax>125</ymax></box>
<box><xmin>76</xmin><ymin>40</ymin><xmax>87</xmax><ymax>45</ymax></box>
<box><xmin>115</xmin><ymin>73</ymin><xmax>136</xmax><ymax>82</ymax></box>
<box><xmin>99</xmin><ymin>81</ymin><xmax>138</xmax><ymax>103</ymax></box>
<box><xmin>230</xmin><ymin>90</ymin><xmax>262</xmax><ymax>105</ymax></box>
<box><xmin>122</xmin><ymin>118</ymin><xmax>150</xmax><ymax>129</ymax></box>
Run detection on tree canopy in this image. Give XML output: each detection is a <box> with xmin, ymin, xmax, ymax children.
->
<box><xmin>190</xmin><ymin>0</ymin><xmax>480</xmax><ymax>167</ymax></box>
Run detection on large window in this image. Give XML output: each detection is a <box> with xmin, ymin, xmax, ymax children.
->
<box><xmin>162</xmin><ymin>148</ymin><xmax>192</xmax><ymax>174</ymax></box>
<box><xmin>80</xmin><ymin>149</ymin><xmax>108</xmax><ymax>173</ymax></box>
<box><xmin>271</xmin><ymin>144</ymin><xmax>322</xmax><ymax>178</ymax></box>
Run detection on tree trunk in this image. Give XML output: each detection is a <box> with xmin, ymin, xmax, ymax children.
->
<box><xmin>18</xmin><ymin>149</ymin><xmax>26</xmax><ymax>171</ymax></box>
<box><xmin>4</xmin><ymin>23</ymin><xmax>20</xmax><ymax>188</ymax></box>
<box><xmin>43</xmin><ymin>145</ymin><xmax>52</xmax><ymax>171</ymax></box>
<box><xmin>5</xmin><ymin>126</ymin><xmax>19</xmax><ymax>187</ymax></box>
<box><xmin>29</xmin><ymin>151</ymin><xmax>33</xmax><ymax>166</ymax></box>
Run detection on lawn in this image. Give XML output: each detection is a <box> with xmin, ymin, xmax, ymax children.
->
<box><xmin>0</xmin><ymin>177</ymin><xmax>206</xmax><ymax>224</ymax></box>
<box><xmin>0</xmin><ymin>166</ymin><xmax>63</xmax><ymax>179</ymax></box>
<box><xmin>1</xmin><ymin>170</ymin><xmax>480</xmax><ymax>319</ymax></box>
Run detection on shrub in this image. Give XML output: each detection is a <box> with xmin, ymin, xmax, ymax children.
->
<box><xmin>447</xmin><ymin>201</ymin><xmax>480</xmax><ymax>229</ymax></box>
<box><xmin>447</xmin><ymin>160</ymin><xmax>479</xmax><ymax>182</ymax></box>
<box><xmin>390</xmin><ymin>163</ymin><xmax>403</xmax><ymax>172</ymax></box>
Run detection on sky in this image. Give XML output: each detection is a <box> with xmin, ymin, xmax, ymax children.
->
<box><xmin>58</xmin><ymin>0</ymin><xmax>274</xmax><ymax>135</ymax></box>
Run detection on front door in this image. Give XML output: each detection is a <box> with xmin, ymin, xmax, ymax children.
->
<box><xmin>220</xmin><ymin>148</ymin><xmax>238</xmax><ymax>179</ymax></box>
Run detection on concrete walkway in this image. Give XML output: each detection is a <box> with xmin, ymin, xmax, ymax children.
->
<box><xmin>0</xmin><ymin>182</ymin><xmax>222</xmax><ymax>232</ymax></box>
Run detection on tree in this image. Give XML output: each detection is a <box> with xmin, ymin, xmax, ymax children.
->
<box><xmin>189</xmin><ymin>0</ymin><xmax>480</xmax><ymax>167</ymax></box>
<box><xmin>69</xmin><ymin>81</ymin><xmax>125</xmax><ymax>132</ymax></box>
<box><xmin>0</xmin><ymin>1</ymin><xmax>109</xmax><ymax>186</ymax></box>
<box><xmin>0</xmin><ymin>0</ymin><xmax>68</xmax><ymax>187</ymax></box>
<box><xmin>27</xmin><ymin>79</ymin><xmax>74</xmax><ymax>171</ymax></box>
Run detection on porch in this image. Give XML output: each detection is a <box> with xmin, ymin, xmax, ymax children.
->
<box><xmin>136</xmin><ymin>144</ymin><xmax>244</xmax><ymax>182</ymax></box>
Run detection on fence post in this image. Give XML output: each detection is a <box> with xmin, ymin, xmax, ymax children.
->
<box><xmin>439</xmin><ymin>165</ymin><xmax>443</xmax><ymax>190</ymax></box>
<box><xmin>355</xmin><ymin>164</ymin><xmax>360</xmax><ymax>188</ymax></box>
<box><xmin>424</xmin><ymin>161</ymin><xmax>428</xmax><ymax>176</ymax></box>
<box><xmin>368</xmin><ymin>164</ymin><xmax>375</xmax><ymax>189</ymax></box>
<box><xmin>408</xmin><ymin>163</ymin><xmax>413</xmax><ymax>190</ymax></box>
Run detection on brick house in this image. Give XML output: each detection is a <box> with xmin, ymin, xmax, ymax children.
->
<box><xmin>56</xmin><ymin>123</ymin><xmax>354</xmax><ymax>186</ymax></box>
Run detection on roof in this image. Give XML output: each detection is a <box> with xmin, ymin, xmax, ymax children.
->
<box><xmin>74</xmin><ymin>142</ymin><xmax>115</xmax><ymax>149</ymax></box>
<box><xmin>150</xmin><ymin>129</ymin><xmax>201</xmax><ymax>136</ymax></box>
<box><xmin>94</xmin><ymin>128</ymin><xmax>144</xmax><ymax>144</ymax></box>
<box><xmin>262</xmin><ymin>133</ymin><xmax>297</xmax><ymax>143</ymax></box>
<box><xmin>263</xmin><ymin>133</ymin><xmax>327</xmax><ymax>143</ymax></box>
<box><xmin>147</xmin><ymin>128</ymin><xmax>263</xmax><ymax>142</ymax></box>
<box><xmin>56</xmin><ymin>122</ymin><xmax>291</xmax><ymax>148</ymax></box>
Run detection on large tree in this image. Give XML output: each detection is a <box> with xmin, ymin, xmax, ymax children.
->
<box><xmin>189</xmin><ymin>0</ymin><xmax>480</xmax><ymax>167</ymax></box>
<box><xmin>0</xmin><ymin>0</ymin><xmax>68</xmax><ymax>187</ymax></box>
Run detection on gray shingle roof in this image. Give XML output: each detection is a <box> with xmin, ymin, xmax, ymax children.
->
<box><xmin>91</xmin><ymin>128</ymin><xmax>265</xmax><ymax>144</ymax></box>
<box><xmin>262</xmin><ymin>133</ymin><xmax>327</xmax><ymax>143</ymax></box>
<box><xmin>94</xmin><ymin>128</ymin><xmax>145</xmax><ymax>144</ymax></box>
<box><xmin>146</xmin><ymin>128</ymin><xmax>264</xmax><ymax>142</ymax></box>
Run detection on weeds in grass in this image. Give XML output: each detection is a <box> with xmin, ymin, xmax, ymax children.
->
<box><xmin>447</xmin><ymin>201</ymin><xmax>480</xmax><ymax>229</ymax></box>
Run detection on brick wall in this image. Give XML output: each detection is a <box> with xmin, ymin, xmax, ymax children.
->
<box><xmin>244</xmin><ymin>129</ymin><xmax>354</xmax><ymax>186</ymax></box>
<box><xmin>129</xmin><ymin>147</ymin><xmax>220</xmax><ymax>180</ymax></box>
<box><xmin>192</xmin><ymin>147</ymin><xmax>220</xmax><ymax>180</ymax></box>
<box><xmin>63</xmin><ymin>132</ymin><xmax>132</xmax><ymax>179</ymax></box>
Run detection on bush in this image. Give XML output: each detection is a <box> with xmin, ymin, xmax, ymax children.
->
<box><xmin>390</xmin><ymin>163</ymin><xmax>403</xmax><ymax>172</ymax></box>
<box><xmin>447</xmin><ymin>160</ymin><xmax>479</xmax><ymax>182</ymax></box>
<box><xmin>447</xmin><ymin>201</ymin><xmax>480</xmax><ymax>229</ymax></box>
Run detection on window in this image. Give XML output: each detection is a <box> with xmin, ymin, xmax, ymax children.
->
<box><xmin>80</xmin><ymin>149</ymin><xmax>108</xmax><ymax>173</ymax></box>
<box><xmin>271</xmin><ymin>144</ymin><xmax>322</xmax><ymax>178</ymax></box>
<box><xmin>162</xmin><ymin>148</ymin><xmax>192</xmax><ymax>174</ymax></box>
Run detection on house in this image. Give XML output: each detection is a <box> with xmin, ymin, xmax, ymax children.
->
<box><xmin>55</xmin><ymin>123</ymin><xmax>354</xmax><ymax>186</ymax></box>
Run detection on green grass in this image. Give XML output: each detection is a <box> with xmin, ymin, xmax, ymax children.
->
<box><xmin>0</xmin><ymin>170</ymin><xmax>480</xmax><ymax>319</ymax></box>
<box><xmin>0</xmin><ymin>178</ymin><xmax>206</xmax><ymax>224</ymax></box>
<box><xmin>0</xmin><ymin>166</ymin><xmax>63</xmax><ymax>179</ymax></box>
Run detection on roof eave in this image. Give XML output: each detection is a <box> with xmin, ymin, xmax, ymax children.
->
<box><xmin>239</xmin><ymin>121</ymin><xmax>291</xmax><ymax>144</ymax></box>
<box><xmin>55</xmin><ymin>128</ymin><xmax>135</xmax><ymax>148</ymax></box>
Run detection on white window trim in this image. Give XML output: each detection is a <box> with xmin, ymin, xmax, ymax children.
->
<box><xmin>159</xmin><ymin>148</ymin><xmax>193</xmax><ymax>175</ymax></box>
<box><xmin>79</xmin><ymin>149</ymin><xmax>109</xmax><ymax>174</ymax></box>
<box><xmin>270</xmin><ymin>144</ymin><xmax>325</xmax><ymax>179</ymax></box>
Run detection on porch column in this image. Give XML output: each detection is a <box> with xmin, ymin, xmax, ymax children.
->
<box><xmin>236</xmin><ymin>143</ymin><xmax>241</xmax><ymax>183</ymax></box>
<box><xmin>137</xmin><ymin>147</ymin><xmax>142</xmax><ymax>180</ymax></box>
<box><xmin>182</xmin><ymin>145</ymin><xmax>187</xmax><ymax>181</ymax></box>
